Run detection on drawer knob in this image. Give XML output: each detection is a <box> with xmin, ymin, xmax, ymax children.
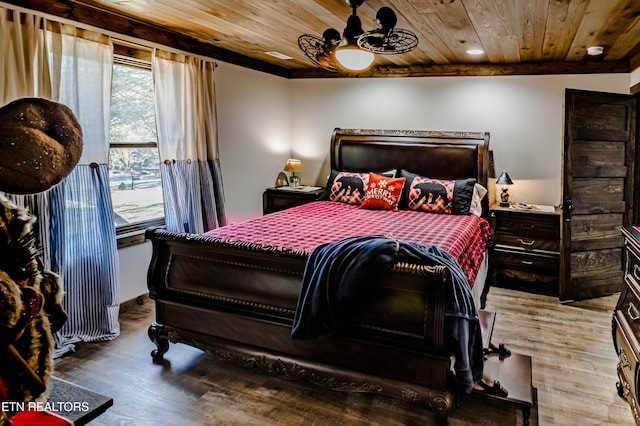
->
<box><xmin>518</xmin><ymin>239</ymin><xmax>536</xmax><ymax>246</ymax></box>
<box><xmin>520</xmin><ymin>224</ymin><xmax>535</xmax><ymax>230</ymax></box>
<box><xmin>521</xmin><ymin>260</ymin><xmax>534</xmax><ymax>265</ymax></box>
<box><xmin>628</xmin><ymin>302</ymin><xmax>640</xmax><ymax>321</ymax></box>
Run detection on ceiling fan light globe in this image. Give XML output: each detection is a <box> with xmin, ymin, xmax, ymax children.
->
<box><xmin>336</xmin><ymin>47</ymin><xmax>374</xmax><ymax>70</ymax></box>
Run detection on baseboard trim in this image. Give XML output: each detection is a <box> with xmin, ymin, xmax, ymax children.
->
<box><xmin>120</xmin><ymin>293</ymin><xmax>149</xmax><ymax>314</ymax></box>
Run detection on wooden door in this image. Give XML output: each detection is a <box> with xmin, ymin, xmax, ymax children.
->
<box><xmin>561</xmin><ymin>89</ymin><xmax>636</xmax><ymax>301</ymax></box>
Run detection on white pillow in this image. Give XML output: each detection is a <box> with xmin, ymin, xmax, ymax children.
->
<box><xmin>470</xmin><ymin>183</ymin><xmax>488</xmax><ymax>217</ymax></box>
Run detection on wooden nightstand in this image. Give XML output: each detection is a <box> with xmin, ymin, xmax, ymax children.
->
<box><xmin>263</xmin><ymin>187</ymin><xmax>324</xmax><ymax>214</ymax></box>
<box><xmin>489</xmin><ymin>204</ymin><xmax>562</xmax><ymax>294</ymax></box>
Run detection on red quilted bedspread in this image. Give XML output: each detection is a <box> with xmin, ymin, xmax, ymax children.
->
<box><xmin>204</xmin><ymin>201</ymin><xmax>490</xmax><ymax>285</ymax></box>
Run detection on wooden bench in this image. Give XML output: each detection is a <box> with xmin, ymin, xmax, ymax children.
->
<box><xmin>475</xmin><ymin>310</ymin><xmax>536</xmax><ymax>426</ymax></box>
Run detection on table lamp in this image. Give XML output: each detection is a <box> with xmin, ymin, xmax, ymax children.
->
<box><xmin>284</xmin><ymin>158</ymin><xmax>303</xmax><ymax>187</ymax></box>
<box><xmin>496</xmin><ymin>170</ymin><xmax>513</xmax><ymax>207</ymax></box>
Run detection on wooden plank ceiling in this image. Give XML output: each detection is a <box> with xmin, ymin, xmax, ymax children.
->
<box><xmin>4</xmin><ymin>0</ymin><xmax>640</xmax><ymax>78</ymax></box>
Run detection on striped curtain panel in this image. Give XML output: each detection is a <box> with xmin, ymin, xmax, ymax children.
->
<box><xmin>55</xmin><ymin>164</ymin><xmax>120</xmax><ymax>353</ymax></box>
<box><xmin>154</xmin><ymin>52</ymin><xmax>226</xmax><ymax>233</ymax></box>
<box><xmin>161</xmin><ymin>159</ymin><xmax>226</xmax><ymax>233</ymax></box>
<box><xmin>52</xmin><ymin>28</ymin><xmax>119</xmax><ymax>355</ymax></box>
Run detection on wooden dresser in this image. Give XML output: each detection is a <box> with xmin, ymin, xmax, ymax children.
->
<box><xmin>489</xmin><ymin>205</ymin><xmax>561</xmax><ymax>293</ymax></box>
<box><xmin>614</xmin><ymin>226</ymin><xmax>640</xmax><ymax>423</ymax></box>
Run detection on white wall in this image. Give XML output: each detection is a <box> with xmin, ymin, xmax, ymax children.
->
<box><xmin>118</xmin><ymin>242</ymin><xmax>152</xmax><ymax>303</ymax></box>
<box><xmin>215</xmin><ymin>62</ymin><xmax>292</xmax><ymax>223</ymax></box>
<box><xmin>289</xmin><ymin>74</ymin><xmax>630</xmax><ymax>207</ymax></box>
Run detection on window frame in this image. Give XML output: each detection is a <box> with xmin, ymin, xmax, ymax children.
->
<box><xmin>110</xmin><ymin>43</ymin><xmax>165</xmax><ymax>248</ymax></box>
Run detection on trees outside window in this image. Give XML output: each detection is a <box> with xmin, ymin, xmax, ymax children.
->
<box><xmin>109</xmin><ymin>60</ymin><xmax>164</xmax><ymax>229</ymax></box>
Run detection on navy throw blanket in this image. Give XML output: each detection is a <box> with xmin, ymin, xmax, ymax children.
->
<box><xmin>291</xmin><ymin>235</ymin><xmax>483</xmax><ymax>393</ymax></box>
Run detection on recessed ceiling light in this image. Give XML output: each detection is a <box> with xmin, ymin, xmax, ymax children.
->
<box><xmin>266</xmin><ymin>51</ymin><xmax>293</xmax><ymax>60</ymax></box>
<box><xmin>587</xmin><ymin>46</ymin><xmax>604</xmax><ymax>56</ymax></box>
<box><xmin>466</xmin><ymin>48</ymin><xmax>484</xmax><ymax>56</ymax></box>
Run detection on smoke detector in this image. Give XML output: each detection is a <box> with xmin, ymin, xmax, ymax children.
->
<box><xmin>587</xmin><ymin>46</ymin><xmax>604</xmax><ymax>56</ymax></box>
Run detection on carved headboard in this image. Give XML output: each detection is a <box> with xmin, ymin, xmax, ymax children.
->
<box><xmin>330</xmin><ymin>128</ymin><xmax>490</xmax><ymax>188</ymax></box>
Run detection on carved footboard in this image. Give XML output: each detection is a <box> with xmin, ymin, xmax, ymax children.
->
<box><xmin>146</xmin><ymin>228</ymin><xmax>456</xmax><ymax>424</ymax></box>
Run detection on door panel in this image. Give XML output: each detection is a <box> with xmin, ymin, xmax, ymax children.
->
<box><xmin>562</xmin><ymin>89</ymin><xmax>636</xmax><ymax>301</ymax></box>
<box><xmin>572</xmin><ymin>141</ymin><xmax>626</xmax><ymax>178</ymax></box>
<box><xmin>570</xmin><ymin>213</ymin><xmax>625</xmax><ymax>251</ymax></box>
<box><xmin>569</xmin><ymin>248</ymin><xmax>623</xmax><ymax>295</ymax></box>
<box><xmin>571</xmin><ymin>177</ymin><xmax>626</xmax><ymax>214</ymax></box>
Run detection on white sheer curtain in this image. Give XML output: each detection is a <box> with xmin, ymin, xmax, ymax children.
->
<box><xmin>0</xmin><ymin>7</ymin><xmax>120</xmax><ymax>355</ymax></box>
<box><xmin>153</xmin><ymin>52</ymin><xmax>226</xmax><ymax>233</ymax></box>
<box><xmin>0</xmin><ymin>8</ymin><xmax>55</xmax><ymax>103</ymax></box>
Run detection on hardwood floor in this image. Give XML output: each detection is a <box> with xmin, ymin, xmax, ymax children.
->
<box><xmin>52</xmin><ymin>286</ymin><xmax>634</xmax><ymax>425</ymax></box>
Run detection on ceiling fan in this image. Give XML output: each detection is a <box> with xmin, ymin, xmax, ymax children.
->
<box><xmin>298</xmin><ymin>0</ymin><xmax>418</xmax><ymax>72</ymax></box>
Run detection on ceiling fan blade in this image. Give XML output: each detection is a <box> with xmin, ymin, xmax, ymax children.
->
<box><xmin>358</xmin><ymin>28</ymin><xmax>418</xmax><ymax>54</ymax></box>
<box><xmin>298</xmin><ymin>34</ymin><xmax>340</xmax><ymax>72</ymax></box>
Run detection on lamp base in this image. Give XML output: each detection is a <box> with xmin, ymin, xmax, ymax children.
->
<box><xmin>500</xmin><ymin>188</ymin><xmax>510</xmax><ymax>207</ymax></box>
<box><xmin>289</xmin><ymin>175</ymin><xmax>301</xmax><ymax>188</ymax></box>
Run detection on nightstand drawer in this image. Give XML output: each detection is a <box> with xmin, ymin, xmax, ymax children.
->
<box><xmin>269</xmin><ymin>195</ymin><xmax>307</xmax><ymax>210</ymax></box>
<box><xmin>493</xmin><ymin>215</ymin><xmax>559</xmax><ymax>239</ymax></box>
<box><xmin>492</xmin><ymin>247</ymin><xmax>559</xmax><ymax>274</ymax></box>
<box><xmin>493</xmin><ymin>233</ymin><xmax>558</xmax><ymax>252</ymax></box>
<box><xmin>263</xmin><ymin>187</ymin><xmax>325</xmax><ymax>214</ymax></box>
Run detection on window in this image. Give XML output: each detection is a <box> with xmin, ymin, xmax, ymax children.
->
<box><xmin>109</xmin><ymin>49</ymin><xmax>164</xmax><ymax>244</ymax></box>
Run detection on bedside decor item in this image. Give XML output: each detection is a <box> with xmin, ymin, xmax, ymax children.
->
<box><xmin>284</xmin><ymin>158</ymin><xmax>303</xmax><ymax>187</ymax></box>
<box><xmin>496</xmin><ymin>171</ymin><xmax>513</xmax><ymax>207</ymax></box>
<box><xmin>297</xmin><ymin>0</ymin><xmax>418</xmax><ymax>72</ymax></box>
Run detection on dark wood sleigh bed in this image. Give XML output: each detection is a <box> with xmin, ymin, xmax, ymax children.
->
<box><xmin>146</xmin><ymin>128</ymin><xmax>491</xmax><ymax>424</ymax></box>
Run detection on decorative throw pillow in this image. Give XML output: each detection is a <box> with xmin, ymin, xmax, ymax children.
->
<box><xmin>359</xmin><ymin>172</ymin><xmax>406</xmax><ymax>211</ymax></box>
<box><xmin>407</xmin><ymin>176</ymin><xmax>455</xmax><ymax>213</ymax></box>
<box><xmin>469</xmin><ymin>183</ymin><xmax>488</xmax><ymax>217</ymax></box>
<box><xmin>399</xmin><ymin>169</ymin><xmax>476</xmax><ymax>214</ymax></box>
<box><xmin>321</xmin><ymin>169</ymin><xmax>396</xmax><ymax>205</ymax></box>
<box><xmin>326</xmin><ymin>171</ymin><xmax>370</xmax><ymax>205</ymax></box>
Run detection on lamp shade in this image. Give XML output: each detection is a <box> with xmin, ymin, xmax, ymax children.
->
<box><xmin>284</xmin><ymin>159</ymin><xmax>304</xmax><ymax>173</ymax></box>
<box><xmin>496</xmin><ymin>170</ymin><xmax>513</xmax><ymax>186</ymax></box>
